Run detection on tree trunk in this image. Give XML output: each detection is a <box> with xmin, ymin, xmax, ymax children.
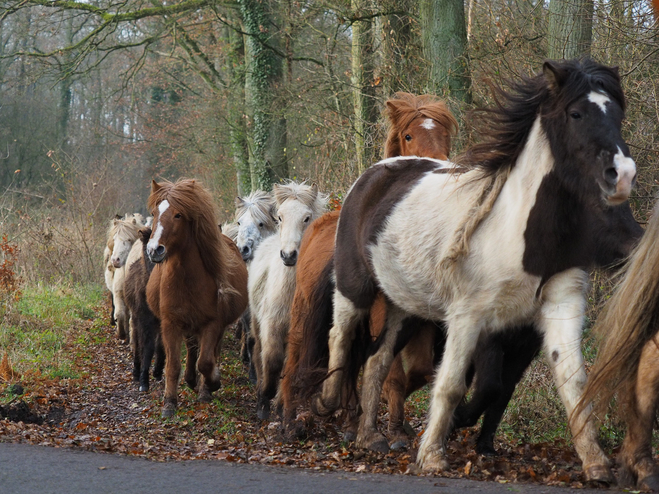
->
<box><xmin>380</xmin><ymin>0</ymin><xmax>417</xmax><ymax>96</ymax></box>
<box><xmin>240</xmin><ymin>0</ymin><xmax>286</xmax><ymax>191</ymax></box>
<box><xmin>224</xmin><ymin>22</ymin><xmax>251</xmax><ymax>196</ymax></box>
<box><xmin>420</xmin><ymin>0</ymin><xmax>471</xmax><ymax>104</ymax></box>
<box><xmin>351</xmin><ymin>0</ymin><xmax>379</xmax><ymax>174</ymax></box>
<box><xmin>547</xmin><ymin>0</ymin><xmax>593</xmax><ymax>59</ymax></box>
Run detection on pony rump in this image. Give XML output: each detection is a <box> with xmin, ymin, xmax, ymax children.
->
<box><xmin>273</xmin><ymin>181</ymin><xmax>329</xmax><ymax>216</ymax></box>
<box><xmin>579</xmin><ymin>203</ymin><xmax>659</xmax><ymax>419</ymax></box>
<box><xmin>384</xmin><ymin>93</ymin><xmax>458</xmax><ymax>158</ymax></box>
<box><xmin>148</xmin><ymin>179</ymin><xmax>240</xmax><ymax>292</ymax></box>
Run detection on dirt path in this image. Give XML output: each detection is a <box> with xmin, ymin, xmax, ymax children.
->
<box><xmin>0</xmin><ymin>314</ymin><xmax>607</xmax><ymax>490</ymax></box>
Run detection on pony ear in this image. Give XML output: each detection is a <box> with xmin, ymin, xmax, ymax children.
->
<box><xmin>114</xmin><ymin>214</ymin><xmax>122</xmax><ymax>220</ymax></box>
<box><xmin>138</xmin><ymin>227</ymin><xmax>152</xmax><ymax>242</ymax></box>
<box><xmin>543</xmin><ymin>61</ymin><xmax>569</xmax><ymax>92</ymax></box>
<box><xmin>113</xmin><ymin>218</ymin><xmax>119</xmax><ymax>226</ymax></box>
<box><xmin>151</xmin><ymin>180</ymin><xmax>161</xmax><ymax>193</ymax></box>
<box><xmin>310</xmin><ymin>183</ymin><xmax>319</xmax><ymax>200</ymax></box>
<box><xmin>132</xmin><ymin>218</ymin><xmax>137</xmax><ymax>225</ymax></box>
<box><xmin>235</xmin><ymin>196</ymin><xmax>245</xmax><ymax>208</ymax></box>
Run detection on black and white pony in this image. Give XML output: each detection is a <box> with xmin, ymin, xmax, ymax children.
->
<box><xmin>314</xmin><ymin>59</ymin><xmax>637</xmax><ymax>482</ymax></box>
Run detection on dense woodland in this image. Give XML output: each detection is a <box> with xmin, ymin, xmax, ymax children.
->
<box><xmin>0</xmin><ymin>0</ymin><xmax>658</xmax><ymax>283</ymax></box>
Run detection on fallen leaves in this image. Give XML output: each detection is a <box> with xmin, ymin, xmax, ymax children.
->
<box><xmin>0</xmin><ymin>302</ymin><xmax>608</xmax><ymax>489</ymax></box>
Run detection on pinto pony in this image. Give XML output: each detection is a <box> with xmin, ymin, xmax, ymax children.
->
<box><xmin>248</xmin><ymin>182</ymin><xmax>328</xmax><ymax>420</ymax></box>
<box><xmin>281</xmin><ymin>93</ymin><xmax>457</xmax><ymax>446</ymax></box>
<box><xmin>315</xmin><ymin>59</ymin><xmax>637</xmax><ymax>481</ymax></box>
<box><xmin>146</xmin><ymin>179</ymin><xmax>248</xmax><ymax>418</ymax></box>
<box><xmin>579</xmin><ymin>201</ymin><xmax>659</xmax><ymax>490</ymax></box>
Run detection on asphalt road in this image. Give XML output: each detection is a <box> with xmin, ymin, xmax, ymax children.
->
<box><xmin>0</xmin><ymin>442</ymin><xmax>609</xmax><ymax>494</ymax></box>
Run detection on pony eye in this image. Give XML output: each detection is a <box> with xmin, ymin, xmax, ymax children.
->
<box><xmin>304</xmin><ymin>216</ymin><xmax>310</xmax><ymax>223</ymax></box>
<box><xmin>405</xmin><ymin>134</ymin><xmax>412</xmax><ymax>141</ymax></box>
<box><xmin>278</xmin><ymin>216</ymin><xmax>282</xmax><ymax>222</ymax></box>
<box><xmin>570</xmin><ymin>111</ymin><xmax>582</xmax><ymax>120</ymax></box>
<box><xmin>259</xmin><ymin>222</ymin><xmax>264</xmax><ymax>227</ymax></box>
<box><xmin>237</xmin><ymin>221</ymin><xmax>241</xmax><ymax>226</ymax></box>
<box><xmin>174</xmin><ymin>213</ymin><xmax>182</xmax><ymax>219</ymax></box>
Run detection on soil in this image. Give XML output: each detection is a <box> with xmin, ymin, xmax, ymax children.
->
<box><xmin>0</xmin><ymin>306</ymin><xmax>608</xmax><ymax>490</ymax></box>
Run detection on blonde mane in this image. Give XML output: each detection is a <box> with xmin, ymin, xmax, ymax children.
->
<box><xmin>235</xmin><ymin>190</ymin><xmax>277</xmax><ymax>232</ymax></box>
<box><xmin>273</xmin><ymin>181</ymin><xmax>328</xmax><ymax>218</ymax></box>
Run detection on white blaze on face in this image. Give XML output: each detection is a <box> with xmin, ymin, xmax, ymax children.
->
<box><xmin>147</xmin><ymin>200</ymin><xmax>169</xmax><ymax>253</ymax></box>
<box><xmin>420</xmin><ymin>118</ymin><xmax>436</xmax><ymax>130</ymax></box>
<box><xmin>588</xmin><ymin>91</ymin><xmax>611</xmax><ymax>114</ymax></box>
<box><xmin>609</xmin><ymin>146</ymin><xmax>636</xmax><ymax>204</ymax></box>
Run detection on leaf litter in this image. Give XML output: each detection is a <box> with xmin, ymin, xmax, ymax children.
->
<box><xmin>0</xmin><ymin>303</ymin><xmax>608</xmax><ymax>490</ymax></box>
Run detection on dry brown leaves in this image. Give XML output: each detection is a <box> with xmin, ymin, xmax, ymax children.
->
<box><xmin>0</xmin><ymin>303</ymin><xmax>605</xmax><ymax>490</ymax></box>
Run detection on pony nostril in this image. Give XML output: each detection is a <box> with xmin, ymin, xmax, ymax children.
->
<box><xmin>155</xmin><ymin>245</ymin><xmax>166</xmax><ymax>257</ymax></box>
<box><xmin>280</xmin><ymin>250</ymin><xmax>286</xmax><ymax>260</ymax></box>
<box><xmin>242</xmin><ymin>245</ymin><xmax>250</xmax><ymax>254</ymax></box>
<box><xmin>604</xmin><ymin>167</ymin><xmax>618</xmax><ymax>185</ymax></box>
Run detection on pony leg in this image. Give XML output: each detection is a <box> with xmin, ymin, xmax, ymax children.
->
<box><xmin>356</xmin><ymin>306</ymin><xmax>407</xmax><ymax>453</ymax></box>
<box><xmin>417</xmin><ymin>315</ymin><xmax>480</xmax><ymax>472</ymax></box>
<box><xmin>314</xmin><ymin>291</ymin><xmax>368</xmax><ymax>416</ymax></box>
<box><xmin>474</xmin><ymin>328</ymin><xmax>540</xmax><ymax>455</ymax></box>
<box><xmin>114</xmin><ymin>293</ymin><xmax>129</xmax><ymax>342</ymax></box>
<box><xmin>618</xmin><ymin>337</ymin><xmax>659</xmax><ymax>490</ymax></box>
<box><xmin>184</xmin><ymin>336</ymin><xmax>199</xmax><ymax>390</ymax></box>
<box><xmin>153</xmin><ymin>333</ymin><xmax>165</xmax><ymax>382</ymax></box>
<box><xmin>382</xmin><ymin>355</ymin><xmax>408</xmax><ymax>449</ymax></box>
<box><xmin>538</xmin><ymin>270</ymin><xmax>611</xmax><ymax>483</ymax></box>
<box><xmin>161</xmin><ymin>322</ymin><xmax>183</xmax><ymax>418</ymax></box>
<box><xmin>258</xmin><ymin>316</ymin><xmax>287</xmax><ymax>421</ymax></box>
<box><xmin>196</xmin><ymin>323</ymin><xmax>224</xmax><ymax>402</ymax></box>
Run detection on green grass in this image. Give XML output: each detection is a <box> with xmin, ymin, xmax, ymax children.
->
<box><xmin>0</xmin><ymin>282</ymin><xmax>105</xmax><ymax>381</ymax></box>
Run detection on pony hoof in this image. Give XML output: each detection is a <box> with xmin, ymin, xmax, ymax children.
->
<box><xmin>584</xmin><ymin>464</ymin><xmax>614</xmax><ymax>485</ymax></box>
<box><xmin>161</xmin><ymin>404</ymin><xmax>176</xmax><ymax>419</ymax></box>
<box><xmin>476</xmin><ymin>443</ymin><xmax>497</xmax><ymax>457</ymax></box>
<box><xmin>358</xmin><ymin>433</ymin><xmax>389</xmax><ymax>454</ymax></box>
<box><xmin>390</xmin><ymin>439</ymin><xmax>409</xmax><ymax>451</ymax></box>
<box><xmin>420</xmin><ymin>452</ymin><xmax>450</xmax><ymax>473</ymax></box>
<box><xmin>139</xmin><ymin>384</ymin><xmax>149</xmax><ymax>393</ymax></box>
<box><xmin>257</xmin><ymin>402</ymin><xmax>271</xmax><ymax>421</ymax></box>
<box><xmin>198</xmin><ymin>388</ymin><xmax>212</xmax><ymax>403</ymax></box>
<box><xmin>342</xmin><ymin>430</ymin><xmax>356</xmax><ymax>443</ymax></box>
<box><xmin>310</xmin><ymin>395</ymin><xmax>335</xmax><ymax>417</ymax></box>
<box><xmin>639</xmin><ymin>474</ymin><xmax>659</xmax><ymax>491</ymax></box>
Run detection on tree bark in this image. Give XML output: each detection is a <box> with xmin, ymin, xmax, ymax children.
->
<box><xmin>547</xmin><ymin>0</ymin><xmax>594</xmax><ymax>59</ymax></box>
<box><xmin>240</xmin><ymin>0</ymin><xmax>287</xmax><ymax>191</ymax></box>
<box><xmin>420</xmin><ymin>0</ymin><xmax>471</xmax><ymax>104</ymax></box>
<box><xmin>351</xmin><ymin>0</ymin><xmax>379</xmax><ymax>174</ymax></box>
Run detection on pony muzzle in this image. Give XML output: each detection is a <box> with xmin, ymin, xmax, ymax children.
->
<box><xmin>147</xmin><ymin>244</ymin><xmax>167</xmax><ymax>263</ymax></box>
<box><xmin>280</xmin><ymin>249</ymin><xmax>298</xmax><ymax>266</ymax></box>
<box><xmin>603</xmin><ymin>152</ymin><xmax>636</xmax><ymax>206</ymax></box>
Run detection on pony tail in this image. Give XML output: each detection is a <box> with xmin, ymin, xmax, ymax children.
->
<box><xmin>577</xmin><ymin>201</ymin><xmax>659</xmax><ymax>422</ymax></box>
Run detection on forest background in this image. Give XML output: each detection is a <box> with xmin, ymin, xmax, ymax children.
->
<box><xmin>0</xmin><ymin>0</ymin><xmax>658</xmax><ymax>286</ymax></box>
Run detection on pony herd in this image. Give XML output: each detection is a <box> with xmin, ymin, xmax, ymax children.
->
<box><xmin>102</xmin><ymin>58</ymin><xmax>659</xmax><ymax>490</ymax></box>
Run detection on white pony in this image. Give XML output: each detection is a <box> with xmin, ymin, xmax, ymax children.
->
<box><xmin>248</xmin><ymin>182</ymin><xmax>328</xmax><ymax>420</ymax></box>
<box><xmin>104</xmin><ymin>213</ymin><xmax>144</xmax><ymax>342</ymax></box>
<box><xmin>234</xmin><ymin>191</ymin><xmax>278</xmax><ymax>262</ymax></box>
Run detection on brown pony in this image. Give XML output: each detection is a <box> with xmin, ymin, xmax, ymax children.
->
<box><xmin>145</xmin><ymin>179</ymin><xmax>248</xmax><ymax>418</ymax></box>
<box><xmin>579</xmin><ymin>201</ymin><xmax>659</xmax><ymax>490</ymax></box>
<box><xmin>280</xmin><ymin>93</ymin><xmax>456</xmax><ymax>446</ymax></box>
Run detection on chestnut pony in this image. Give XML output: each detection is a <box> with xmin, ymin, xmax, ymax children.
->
<box><xmin>280</xmin><ymin>93</ymin><xmax>457</xmax><ymax>445</ymax></box>
<box><xmin>579</xmin><ymin>200</ymin><xmax>659</xmax><ymax>491</ymax></box>
<box><xmin>146</xmin><ymin>179</ymin><xmax>248</xmax><ymax>418</ymax></box>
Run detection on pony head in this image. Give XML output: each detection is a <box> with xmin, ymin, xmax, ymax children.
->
<box><xmin>109</xmin><ymin>214</ymin><xmax>142</xmax><ymax>268</ymax></box>
<box><xmin>234</xmin><ymin>191</ymin><xmax>277</xmax><ymax>262</ymax></box>
<box><xmin>384</xmin><ymin>93</ymin><xmax>458</xmax><ymax>160</ymax></box>
<box><xmin>540</xmin><ymin>60</ymin><xmax>635</xmax><ymax>205</ymax></box>
<box><xmin>273</xmin><ymin>182</ymin><xmax>328</xmax><ymax>266</ymax></box>
<box><xmin>146</xmin><ymin>179</ymin><xmax>227</xmax><ymax>281</ymax></box>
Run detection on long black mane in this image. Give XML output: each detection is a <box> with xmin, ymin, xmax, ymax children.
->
<box><xmin>460</xmin><ymin>59</ymin><xmax>625</xmax><ymax>175</ymax></box>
